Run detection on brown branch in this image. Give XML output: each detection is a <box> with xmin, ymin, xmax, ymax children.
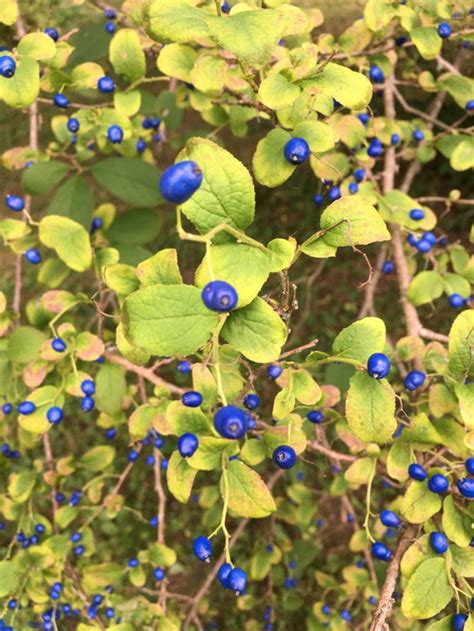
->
<box><xmin>278</xmin><ymin>339</ymin><xmax>319</xmax><ymax>360</ymax></box>
<box><xmin>416</xmin><ymin>196</ymin><xmax>474</xmax><ymax>206</ymax></box>
<box><xmin>104</xmin><ymin>351</ymin><xmax>185</xmax><ymax>394</ymax></box>
<box><xmin>419</xmin><ymin>328</ymin><xmax>449</xmax><ymax>343</ymax></box>
<box><xmin>369</xmin><ymin>526</ymin><xmax>418</xmax><ymax>631</ymax></box>
<box><xmin>306</xmin><ymin>440</ymin><xmax>356</xmax><ymax>463</ymax></box>
<box><xmin>393</xmin><ymin>86</ymin><xmax>453</xmax><ymax>132</ymax></box>
<box><xmin>358</xmin><ymin>245</ymin><xmax>387</xmax><ymax>318</ymax></box>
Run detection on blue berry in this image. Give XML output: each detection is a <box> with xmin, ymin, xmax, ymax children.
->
<box><xmin>391</xmin><ymin>133</ymin><xmax>400</xmax><ymax>145</ymax></box>
<box><xmin>243</xmin><ymin>394</ymin><xmax>260</xmax><ymax>410</ymax></box>
<box><xmin>74</xmin><ymin>544</ymin><xmax>85</xmax><ymax>556</ymax></box>
<box><xmin>51</xmin><ymin>337</ymin><xmax>67</xmax><ymax>352</ymax></box>
<box><xmin>2</xmin><ymin>403</ymin><xmax>13</xmax><ymax>415</ymax></box>
<box><xmin>150</xmin><ymin>516</ymin><xmax>159</xmax><ymax>527</ymax></box>
<box><xmin>368</xmin><ymin>138</ymin><xmax>384</xmax><ymax>157</ymax></box>
<box><xmin>67</xmin><ymin>117</ymin><xmax>80</xmax><ymax>133</ymax></box>
<box><xmin>0</xmin><ymin>55</ymin><xmax>16</xmax><ymax>78</ymax></box>
<box><xmin>201</xmin><ymin>280</ymin><xmax>238</xmax><ymax>311</ymax></box>
<box><xmin>97</xmin><ymin>76</ymin><xmax>115</xmax><ymax>93</ymax></box>
<box><xmin>466</xmin><ymin>458</ymin><xmax>474</xmax><ymax>475</ymax></box>
<box><xmin>449</xmin><ymin>293</ymin><xmax>464</xmax><ymax>308</ymax></box>
<box><xmin>267</xmin><ymin>365</ymin><xmax>282</xmax><ymax>379</ymax></box>
<box><xmin>70</xmin><ymin>532</ymin><xmax>82</xmax><ymax>543</ymax></box>
<box><xmin>428</xmin><ymin>473</ymin><xmax>449</xmax><ymax>494</ymax></box>
<box><xmin>91</xmin><ymin>217</ymin><xmax>103</xmax><ymax>233</ymax></box>
<box><xmin>327</xmin><ymin>185</ymin><xmax>341</xmax><ymax>201</ymax></box>
<box><xmin>217</xmin><ymin>562</ymin><xmax>232</xmax><ymax>588</ymax></box>
<box><xmin>466</xmin><ymin>100</ymin><xmax>474</xmax><ymax>112</ymax></box>
<box><xmin>47</xmin><ymin>406</ymin><xmax>63</xmax><ymax>425</ymax></box>
<box><xmin>457</xmin><ymin>478</ymin><xmax>474</xmax><ymax>499</ymax></box>
<box><xmin>423</xmin><ymin>231</ymin><xmax>437</xmax><ymax>246</ymax></box>
<box><xmin>178</xmin><ymin>433</ymin><xmax>199</xmax><ymax>458</ymax></box>
<box><xmin>193</xmin><ymin>536</ymin><xmax>212</xmax><ymax>562</ymax></box>
<box><xmin>371</xmin><ymin>541</ymin><xmax>392</xmax><ymax>561</ymax></box>
<box><xmin>214</xmin><ymin>405</ymin><xmax>247</xmax><ymax>439</ymax></box>
<box><xmin>80</xmin><ymin>396</ymin><xmax>95</xmax><ymax>412</ymax></box>
<box><xmin>159</xmin><ymin>160</ymin><xmax>203</xmax><ymax>204</ymax></box>
<box><xmin>25</xmin><ymin>248</ymin><xmax>42</xmax><ymax>264</ymax></box>
<box><xmin>177</xmin><ymin>359</ymin><xmax>192</xmax><ymax>373</ymax></box>
<box><xmin>437</xmin><ymin>22</ymin><xmax>451</xmax><ymax>38</ymax></box>
<box><xmin>306</xmin><ymin>410</ymin><xmax>324</xmax><ymax>424</ymax></box>
<box><xmin>340</xmin><ymin>608</ymin><xmax>353</xmax><ymax>622</ymax></box>
<box><xmin>221</xmin><ymin>1</ymin><xmax>231</xmax><ymax>13</ymax></box>
<box><xmin>104</xmin><ymin>8</ymin><xmax>117</xmax><ymax>19</ymax></box>
<box><xmin>44</xmin><ymin>27</ymin><xmax>59</xmax><ymax>41</ymax></box>
<box><xmin>18</xmin><ymin>401</ymin><xmax>36</xmax><ymax>415</ymax></box>
<box><xmin>357</xmin><ymin>113</ymin><xmax>369</xmax><ymax>125</ymax></box>
<box><xmin>53</xmin><ymin>93</ymin><xmax>69</xmax><ymax>108</ymax></box>
<box><xmin>404</xmin><ymin>370</ymin><xmax>426</xmax><ymax>391</ymax></box>
<box><xmin>128</xmin><ymin>557</ymin><xmax>139</xmax><ymax>568</ymax></box>
<box><xmin>367</xmin><ymin>353</ymin><xmax>391</xmax><ymax>379</ymax></box>
<box><xmin>395</xmin><ymin>36</ymin><xmax>408</xmax><ymax>46</ymax></box>
<box><xmin>429</xmin><ymin>531</ymin><xmax>448</xmax><ymax>554</ymax></box>
<box><xmin>273</xmin><ymin>445</ymin><xmax>296</xmax><ymax>469</ymax></box>
<box><xmin>354</xmin><ymin>168</ymin><xmax>365</xmax><ymax>182</ymax></box>
<box><xmin>412</xmin><ymin>129</ymin><xmax>424</xmax><ymax>142</ymax></box>
<box><xmin>313</xmin><ymin>193</ymin><xmax>324</xmax><ymax>205</ymax></box>
<box><xmin>81</xmin><ymin>379</ymin><xmax>95</xmax><ymax>395</ymax></box>
<box><xmin>35</xmin><ymin>523</ymin><xmax>45</xmax><ymax>534</ymax></box>
<box><xmin>322</xmin><ymin>604</ymin><xmax>331</xmax><ymax>615</ymax></box>
<box><xmin>284</xmin><ymin>137</ymin><xmax>310</xmax><ymax>164</ymax></box>
<box><xmin>153</xmin><ymin>567</ymin><xmax>165</xmax><ymax>581</ymax></box>
<box><xmin>348</xmin><ymin>182</ymin><xmax>358</xmax><ymax>194</ymax></box>
<box><xmin>368</xmin><ymin>596</ymin><xmax>377</xmax><ymax>606</ymax></box>
<box><xmin>8</xmin><ymin>599</ymin><xmax>17</xmax><ymax>609</ymax></box>
<box><xmin>108</xmin><ymin>125</ymin><xmax>123</xmax><ymax>144</ymax></box>
<box><xmin>416</xmin><ymin>238</ymin><xmax>432</xmax><ymax>254</ymax></box>
<box><xmin>181</xmin><ymin>391</ymin><xmax>203</xmax><ymax>407</ymax></box>
<box><xmin>380</xmin><ymin>510</ymin><xmax>401</xmax><ymax>528</ymax></box>
<box><xmin>105</xmin><ymin>607</ymin><xmax>115</xmax><ymax>619</ymax></box>
<box><xmin>105</xmin><ymin>428</ymin><xmax>117</xmax><ymax>440</ymax></box>
<box><xmin>369</xmin><ymin>65</ymin><xmax>384</xmax><ymax>83</ymax></box>
<box><xmin>410</xmin><ymin>208</ymin><xmax>425</xmax><ymax>221</ymax></box>
<box><xmin>136</xmin><ymin>139</ymin><xmax>146</xmax><ymax>153</ymax></box>
<box><xmin>452</xmin><ymin>614</ymin><xmax>468</xmax><ymax>631</ymax></box>
<box><xmin>161</xmin><ymin>457</ymin><xmax>169</xmax><ymax>470</ymax></box>
<box><xmin>382</xmin><ymin>260</ymin><xmax>394</xmax><ymax>274</ymax></box>
<box><xmin>105</xmin><ymin>22</ymin><xmax>117</xmax><ymax>34</ymax></box>
<box><xmin>227</xmin><ymin>567</ymin><xmax>247</xmax><ymax>594</ymax></box>
<box><xmin>128</xmin><ymin>449</ymin><xmax>139</xmax><ymax>462</ymax></box>
<box><xmin>5</xmin><ymin>194</ymin><xmax>24</xmax><ymax>211</ymax></box>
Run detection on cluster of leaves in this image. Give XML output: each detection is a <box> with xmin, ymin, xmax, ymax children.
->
<box><xmin>0</xmin><ymin>0</ymin><xmax>473</xmax><ymax>630</ymax></box>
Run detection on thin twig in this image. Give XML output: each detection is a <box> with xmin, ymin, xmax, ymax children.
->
<box><xmin>104</xmin><ymin>351</ymin><xmax>185</xmax><ymax>394</ymax></box>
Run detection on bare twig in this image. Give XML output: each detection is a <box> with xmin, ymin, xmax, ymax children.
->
<box><xmin>307</xmin><ymin>440</ymin><xmax>356</xmax><ymax>463</ymax></box>
<box><xmin>358</xmin><ymin>245</ymin><xmax>387</xmax><ymax>318</ymax></box>
<box><xmin>104</xmin><ymin>351</ymin><xmax>185</xmax><ymax>394</ymax></box>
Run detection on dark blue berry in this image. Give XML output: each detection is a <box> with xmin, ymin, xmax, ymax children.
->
<box><xmin>51</xmin><ymin>337</ymin><xmax>67</xmax><ymax>352</ymax></box>
<box><xmin>81</xmin><ymin>379</ymin><xmax>95</xmax><ymax>395</ymax></box>
<box><xmin>0</xmin><ymin>55</ymin><xmax>16</xmax><ymax>78</ymax></box>
<box><xmin>80</xmin><ymin>396</ymin><xmax>95</xmax><ymax>412</ymax></box>
<box><xmin>159</xmin><ymin>161</ymin><xmax>203</xmax><ymax>204</ymax></box>
<box><xmin>47</xmin><ymin>406</ymin><xmax>63</xmax><ymax>425</ymax></box>
<box><xmin>25</xmin><ymin>248</ymin><xmax>42</xmax><ymax>264</ymax></box>
<box><xmin>44</xmin><ymin>27</ymin><xmax>59</xmax><ymax>41</ymax></box>
<box><xmin>437</xmin><ymin>22</ymin><xmax>451</xmax><ymax>38</ymax></box>
<box><xmin>428</xmin><ymin>473</ymin><xmax>449</xmax><ymax>494</ymax></box>
<box><xmin>367</xmin><ymin>353</ymin><xmax>391</xmax><ymax>379</ymax></box>
<box><xmin>284</xmin><ymin>137</ymin><xmax>310</xmax><ymax>165</ymax></box>
<box><xmin>449</xmin><ymin>293</ymin><xmax>464</xmax><ymax>308</ymax></box>
<box><xmin>227</xmin><ymin>567</ymin><xmax>247</xmax><ymax>594</ymax></box>
<box><xmin>371</xmin><ymin>541</ymin><xmax>392</xmax><ymax>561</ymax></box>
<box><xmin>18</xmin><ymin>401</ymin><xmax>36</xmax><ymax>415</ymax></box>
<box><xmin>193</xmin><ymin>536</ymin><xmax>212</xmax><ymax>562</ymax></box>
<box><xmin>214</xmin><ymin>405</ymin><xmax>247</xmax><ymax>439</ymax></box>
<box><xmin>53</xmin><ymin>93</ymin><xmax>69</xmax><ymax>108</ymax></box>
<box><xmin>108</xmin><ymin>125</ymin><xmax>123</xmax><ymax>144</ymax></box>
<box><xmin>181</xmin><ymin>391</ymin><xmax>203</xmax><ymax>407</ymax></box>
<box><xmin>410</xmin><ymin>208</ymin><xmax>425</xmax><ymax>221</ymax></box>
<box><xmin>201</xmin><ymin>280</ymin><xmax>238</xmax><ymax>312</ymax></box>
<box><xmin>429</xmin><ymin>531</ymin><xmax>448</xmax><ymax>554</ymax></box>
<box><xmin>369</xmin><ymin>65</ymin><xmax>384</xmax><ymax>83</ymax></box>
<box><xmin>380</xmin><ymin>510</ymin><xmax>401</xmax><ymax>528</ymax></box>
<box><xmin>5</xmin><ymin>194</ymin><xmax>24</xmax><ymax>211</ymax></box>
<box><xmin>306</xmin><ymin>410</ymin><xmax>324</xmax><ymax>424</ymax></box>
<box><xmin>178</xmin><ymin>433</ymin><xmax>199</xmax><ymax>458</ymax></box>
<box><xmin>243</xmin><ymin>394</ymin><xmax>260</xmax><ymax>410</ymax></box>
<box><xmin>404</xmin><ymin>370</ymin><xmax>426</xmax><ymax>391</ymax></box>
<box><xmin>67</xmin><ymin>118</ymin><xmax>80</xmax><ymax>133</ymax></box>
<box><xmin>267</xmin><ymin>365</ymin><xmax>282</xmax><ymax>379</ymax></box>
<box><xmin>273</xmin><ymin>445</ymin><xmax>296</xmax><ymax>469</ymax></box>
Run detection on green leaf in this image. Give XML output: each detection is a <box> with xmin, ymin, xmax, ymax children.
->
<box><xmin>104</xmin><ymin>264</ymin><xmax>140</xmax><ymax>297</ymax></box>
<box><xmin>379</xmin><ymin>190</ymin><xmax>437</xmax><ymax>231</ymax></box>
<box><xmin>451</xmin><ymin>139</ymin><xmax>474</xmax><ymax>171</ymax></box>
<box><xmin>456</xmin><ymin>383</ymin><xmax>474</xmax><ymax>429</ymax></box>
<box><xmin>301</xmin><ymin>63</ymin><xmax>373</xmax><ymax>111</ymax></box>
<box><xmin>166</xmin><ymin>401</ymin><xmax>210</xmax><ymax>435</ymax></box>
<box><xmin>442</xmin><ymin>496</ymin><xmax>472</xmax><ymax>547</ymax></box>
<box><xmin>17</xmin><ymin>32</ymin><xmax>56</xmax><ymax>60</ymax></box>
<box><xmin>450</xmin><ymin>544</ymin><xmax>474</xmax><ymax>577</ymax></box>
<box><xmin>95</xmin><ymin>363</ymin><xmax>126</xmax><ymax>416</ymax></box>
<box><xmin>386</xmin><ymin>442</ymin><xmax>414</xmax><ymax>482</ymax></box>
<box><xmin>252</xmin><ymin>128</ymin><xmax>295</xmax><ymax>188</ymax></box>
<box><xmin>300</xmin><ymin>238</ymin><xmax>337</xmax><ymax>259</ymax></box>
<box><xmin>189</xmin><ymin>53</ymin><xmax>227</xmax><ymax>94</ymax></box>
<box><xmin>0</xmin><ymin>561</ymin><xmax>20</xmax><ymax>597</ymax></box>
<box><xmin>293</xmin><ymin>120</ymin><xmax>335</xmax><ymax>154</ymax></box>
<box><xmin>8</xmin><ymin>470</ymin><xmax>36</xmax><ymax>503</ymax></box>
<box><xmin>332</xmin><ymin>317</ymin><xmax>386</xmax><ymax>363</ymax></box>
<box><xmin>0</xmin><ymin>56</ymin><xmax>39</xmax><ymax>108</ymax></box>
<box><xmin>447</xmin><ymin>311</ymin><xmax>474</xmax><ymax>381</ymax></box>
<box><xmin>0</xmin><ymin>0</ymin><xmax>17</xmax><ymax>26</ymax></box>
<box><xmin>363</xmin><ymin>0</ymin><xmax>397</xmax><ymax>31</ymax></box>
<box><xmin>437</xmin><ymin>74</ymin><xmax>474</xmax><ymax>109</ymax></box>
<box><xmin>401</xmin><ymin>481</ymin><xmax>442</xmax><ymax>524</ymax></box>
<box><xmin>224</xmin><ymin>460</ymin><xmax>276</xmax><ymax>518</ymax></box>
<box><xmin>71</xmin><ymin>62</ymin><xmax>104</xmax><ymax>89</ymax></box>
<box><xmin>408</xmin><ymin>271</ymin><xmax>444</xmax><ymax>306</ymax></box>
<box><xmin>107</xmin><ymin>209</ymin><xmax>161</xmax><ymax>245</ymax></box>
<box><xmin>114</xmin><ymin>90</ymin><xmax>141</xmax><ymax>117</ymax></box>
<box><xmin>320</xmin><ymin>197</ymin><xmax>390</xmax><ymax>247</ymax></box>
<box><xmin>399</xmin><ymin>412</ymin><xmax>441</xmax><ymax>445</ymax></box>
<box><xmin>136</xmin><ymin>249</ymin><xmax>182</xmax><ymax>286</ymax></box>
<box><xmin>39</xmin><ymin>216</ymin><xmax>92</xmax><ymax>272</ymax></box>
<box><xmin>179</xmin><ymin>138</ymin><xmax>255</xmax><ymax>234</ymax></box>
<box><xmin>109</xmin><ymin>28</ymin><xmax>146</xmax><ymax>82</ymax></box>
<box><xmin>80</xmin><ymin>446</ymin><xmax>116</xmax><ymax>471</ymax></box>
<box><xmin>345</xmin><ymin>372</ymin><xmax>396</xmax><ymax>443</ymax></box>
<box><xmin>22</xmin><ymin>161</ymin><xmax>70</xmax><ymax>195</ymax></box>
<box><xmin>258</xmin><ymin>73</ymin><xmax>300</xmax><ymax>110</ymax></box>
<box><xmin>82</xmin><ymin>563</ymin><xmax>124</xmax><ymax>591</ymax></box>
<box><xmin>195</xmin><ymin>243</ymin><xmax>271</xmax><ymax>309</ymax></box>
<box><xmin>149</xmin><ymin>543</ymin><xmax>177</xmax><ymax>567</ymax></box>
<box><xmin>147</xmin><ymin>0</ymin><xmax>211</xmax><ymax>43</ymax></box>
<box><xmin>206</xmin><ymin>9</ymin><xmax>284</xmax><ymax>66</ymax></box>
<box><xmin>55</xmin><ymin>505</ymin><xmax>79</xmax><ymax>529</ymax></box>
<box><xmin>291</xmin><ymin>369</ymin><xmax>321</xmax><ymax>405</ymax></box>
<box><xmin>129</xmin><ymin>405</ymin><xmax>156</xmax><ymax>439</ymax></box>
<box><xmin>17</xmin><ymin>385</ymin><xmax>64</xmax><ymax>434</ymax></box>
<box><xmin>272</xmin><ymin>388</ymin><xmax>296</xmax><ymax>420</ymax></box>
<box><xmin>222</xmin><ymin>297</ymin><xmax>287</xmax><ymax>363</ymax></box>
<box><xmin>345</xmin><ymin>457</ymin><xmax>376</xmax><ymax>485</ymax></box>
<box><xmin>401</xmin><ymin>558</ymin><xmax>452</xmax><ymax>619</ymax></box>
<box><xmin>267</xmin><ymin>238</ymin><xmax>296</xmax><ymax>272</ymax></box>
<box><xmin>91</xmin><ymin>158</ymin><xmax>162</xmax><ymax>207</ymax></box>
<box><xmin>157</xmin><ymin>43</ymin><xmax>197</xmax><ymax>82</ymax></box>
<box><xmin>46</xmin><ymin>174</ymin><xmax>94</xmax><ymax>229</ymax></box>
<box><xmin>410</xmin><ymin>27</ymin><xmax>443</xmax><ymax>60</ymax></box>
<box><xmin>187</xmin><ymin>436</ymin><xmax>238</xmax><ymax>471</ymax></box>
<box><xmin>123</xmin><ymin>284</ymin><xmax>220</xmax><ymax>357</ymax></box>
<box><xmin>8</xmin><ymin>326</ymin><xmax>47</xmax><ymax>364</ymax></box>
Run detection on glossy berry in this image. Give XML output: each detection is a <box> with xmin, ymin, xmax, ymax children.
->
<box><xmin>243</xmin><ymin>393</ymin><xmax>260</xmax><ymax>410</ymax></box>
<box><xmin>273</xmin><ymin>445</ymin><xmax>296</xmax><ymax>469</ymax></box>
<box><xmin>128</xmin><ymin>557</ymin><xmax>139</xmax><ymax>568</ymax></box>
<box><xmin>81</xmin><ymin>379</ymin><xmax>95</xmax><ymax>395</ymax></box>
<box><xmin>416</xmin><ymin>238</ymin><xmax>432</xmax><ymax>254</ymax></box>
<box><xmin>0</xmin><ymin>55</ymin><xmax>16</xmax><ymax>78</ymax></box>
<box><xmin>181</xmin><ymin>391</ymin><xmax>203</xmax><ymax>408</ymax></box>
<box><xmin>70</xmin><ymin>532</ymin><xmax>81</xmax><ymax>543</ymax></box>
<box><xmin>327</xmin><ymin>185</ymin><xmax>341</xmax><ymax>201</ymax></box>
<box><xmin>105</xmin><ymin>608</ymin><xmax>115</xmax><ymax>619</ymax></box>
<box><xmin>67</xmin><ymin>118</ymin><xmax>80</xmax><ymax>133</ymax></box>
<box><xmin>214</xmin><ymin>405</ymin><xmax>247</xmax><ymax>439</ymax></box>
<box><xmin>177</xmin><ymin>359</ymin><xmax>192</xmax><ymax>373</ymax></box>
<box><xmin>354</xmin><ymin>168</ymin><xmax>365</xmax><ymax>182</ymax></box>
<box><xmin>466</xmin><ymin>100</ymin><xmax>474</xmax><ymax>112</ymax></box>
<box><xmin>267</xmin><ymin>364</ymin><xmax>282</xmax><ymax>379</ymax></box>
<box><xmin>44</xmin><ymin>27</ymin><xmax>59</xmax><ymax>41</ymax></box>
<box><xmin>104</xmin><ymin>7</ymin><xmax>117</xmax><ymax>19</ymax></box>
<box><xmin>404</xmin><ymin>370</ymin><xmax>426</xmax><ymax>391</ymax></box>
<box><xmin>368</xmin><ymin>138</ymin><xmax>384</xmax><ymax>158</ymax></box>
<box><xmin>437</xmin><ymin>22</ymin><xmax>452</xmax><ymax>38</ymax></box>
<box><xmin>429</xmin><ymin>531</ymin><xmax>448</xmax><ymax>554</ymax></box>
<box><xmin>428</xmin><ymin>473</ymin><xmax>449</xmax><ymax>494</ymax></box>
<box><xmin>159</xmin><ymin>160</ymin><xmax>203</xmax><ymax>204</ymax></box>
<box><xmin>449</xmin><ymin>293</ymin><xmax>464</xmax><ymax>308</ymax></box>
<box><xmin>136</xmin><ymin>138</ymin><xmax>146</xmax><ymax>153</ymax></box>
<box><xmin>53</xmin><ymin>93</ymin><xmax>69</xmax><ymax>108</ymax></box>
<box><xmin>97</xmin><ymin>76</ymin><xmax>115</xmax><ymax>93</ymax></box>
<box><xmin>91</xmin><ymin>217</ymin><xmax>103</xmax><ymax>233</ymax></box>
<box><xmin>423</xmin><ymin>231</ymin><xmax>437</xmax><ymax>246</ymax></box>
<box><xmin>457</xmin><ymin>478</ymin><xmax>474</xmax><ymax>499</ymax></box>
<box><xmin>201</xmin><ymin>280</ymin><xmax>238</xmax><ymax>312</ymax></box>
<box><xmin>340</xmin><ymin>609</ymin><xmax>353</xmax><ymax>622</ymax></box>
<box><xmin>128</xmin><ymin>449</ymin><xmax>139</xmax><ymax>462</ymax></box>
<box><xmin>306</xmin><ymin>410</ymin><xmax>324</xmax><ymax>424</ymax></box>
<box><xmin>5</xmin><ymin>194</ymin><xmax>24</xmax><ymax>212</ymax></box>
<box><xmin>410</xmin><ymin>208</ymin><xmax>425</xmax><ymax>221</ymax></box>
<box><xmin>382</xmin><ymin>260</ymin><xmax>394</xmax><ymax>274</ymax></box>
<box><xmin>348</xmin><ymin>182</ymin><xmax>358</xmax><ymax>194</ymax></box>
<box><xmin>25</xmin><ymin>248</ymin><xmax>42</xmax><ymax>264</ymax></box>
<box><xmin>371</xmin><ymin>541</ymin><xmax>392</xmax><ymax>561</ymax></box>
<box><xmin>367</xmin><ymin>353</ymin><xmax>391</xmax><ymax>379</ymax></box>
<box><xmin>221</xmin><ymin>0</ymin><xmax>230</xmax><ymax>12</ymax></box>
<box><xmin>313</xmin><ymin>193</ymin><xmax>324</xmax><ymax>205</ymax></box>
<box><xmin>51</xmin><ymin>337</ymin><xmax>66</xmax><ymax>352</ymax></box>
<box><xmin>390</xmin><ymin>133</ymin><xmax>400</xmax><ymax>145</ymax></box>
<box><xmin>153</xmin><ymin>567</ymin><xmax>165</xmax><ymax>581</ymax></box>
<box><xmin>357</xmin><ymin>113</ymin><xmax>369</xmax><ymax>126</ymax></box>
<box><xmin>47</xmin><ymin>407</ymin><xmax>63</xmax><ymax>425</ymax></box>
<box><xmin>284</xmin><ymin>137</ymin><xmax>310</xmax><ymax>164</ymax></box>
<box><xmin>369</xmin><ymin>65</ymin><xmax>384</xmax><ymax>83</ymax></box>
<box><xmin>227</xmin><ymin>567</ymin><xmax>247</xmax><ymax>595</ymax></box>
<box><xmin>466</xmin><ymin>458</ymin><xmax>474</xmax><ymax>475</ymax></box>
<box><xmin>178</xmin><ymin>433</ymin><xmax>199</xmax><ymax>458</ymax></box>
<box><xmin>408</xmin><ymin>463</ymin><xmax>427</xmax><ymax>481</ymax></box>
<box><xmin>105</xmin><ymin>22</ymin><xmax>117</xmax><ymax>34</ymax></box>
<box><xmin>81</xmin><ymin>396</ymin><xmax>95</xmax><ymax>413</ymax></box>
<box><xmin>18</xmin><ymin>401</ymin><xmax>36</xmax><ymax>415</ymax></box>
<box><xmin>380</xmin><ymin>510</ymin><xmax>401</xmax><ymax>528</ymax></box>
<box><xmin>452</xmin><ymin>614</ymin><xmax>468</xmax><ymax>631</ymax></box>
<box><xmin>2</xmin><ymin>403</ymin><xmax>12</xmax><ymax>415</ymax></box>
<box><xmin>217</xmin><ymin>562</ymin><xmax>232</xmax><ymax>588</ymax></box>
<box><xmin>193</xmin><ymin>536</ymin><xmax>212</xmax><ymax>562</ymax></box>
<box><xmin>412</xmin><ymin>129</ymin><xmax>424</xmax><ymax>142</ymax></box>
<box><xmin>108</xmin><ymin>125</ymin><xmax>123</xmax><ymax>144</ymax></box>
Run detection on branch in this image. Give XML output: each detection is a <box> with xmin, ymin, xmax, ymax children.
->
<box><xmin>104</xmin><ymin>351</ymin><xmax>185</xmax><ymax>394</ymax></box>
<box><xmin>358</xmin><ymin>245</ymin><xmax>387</xmax><ymax>318</ymax></box>
<box><xmin>306</xmin><ymin>440</ymin><xmax>356</xmax><ymax>463</ymax></box>
<box><xmin>369</xmin><ymin>526</ymin><xmax>418</xmax><ymax>631</ymax></box>
<box><xmin>393</xmin><ymin>86</ymin><xmax>453</xmax><ymax>132</ymax></box>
